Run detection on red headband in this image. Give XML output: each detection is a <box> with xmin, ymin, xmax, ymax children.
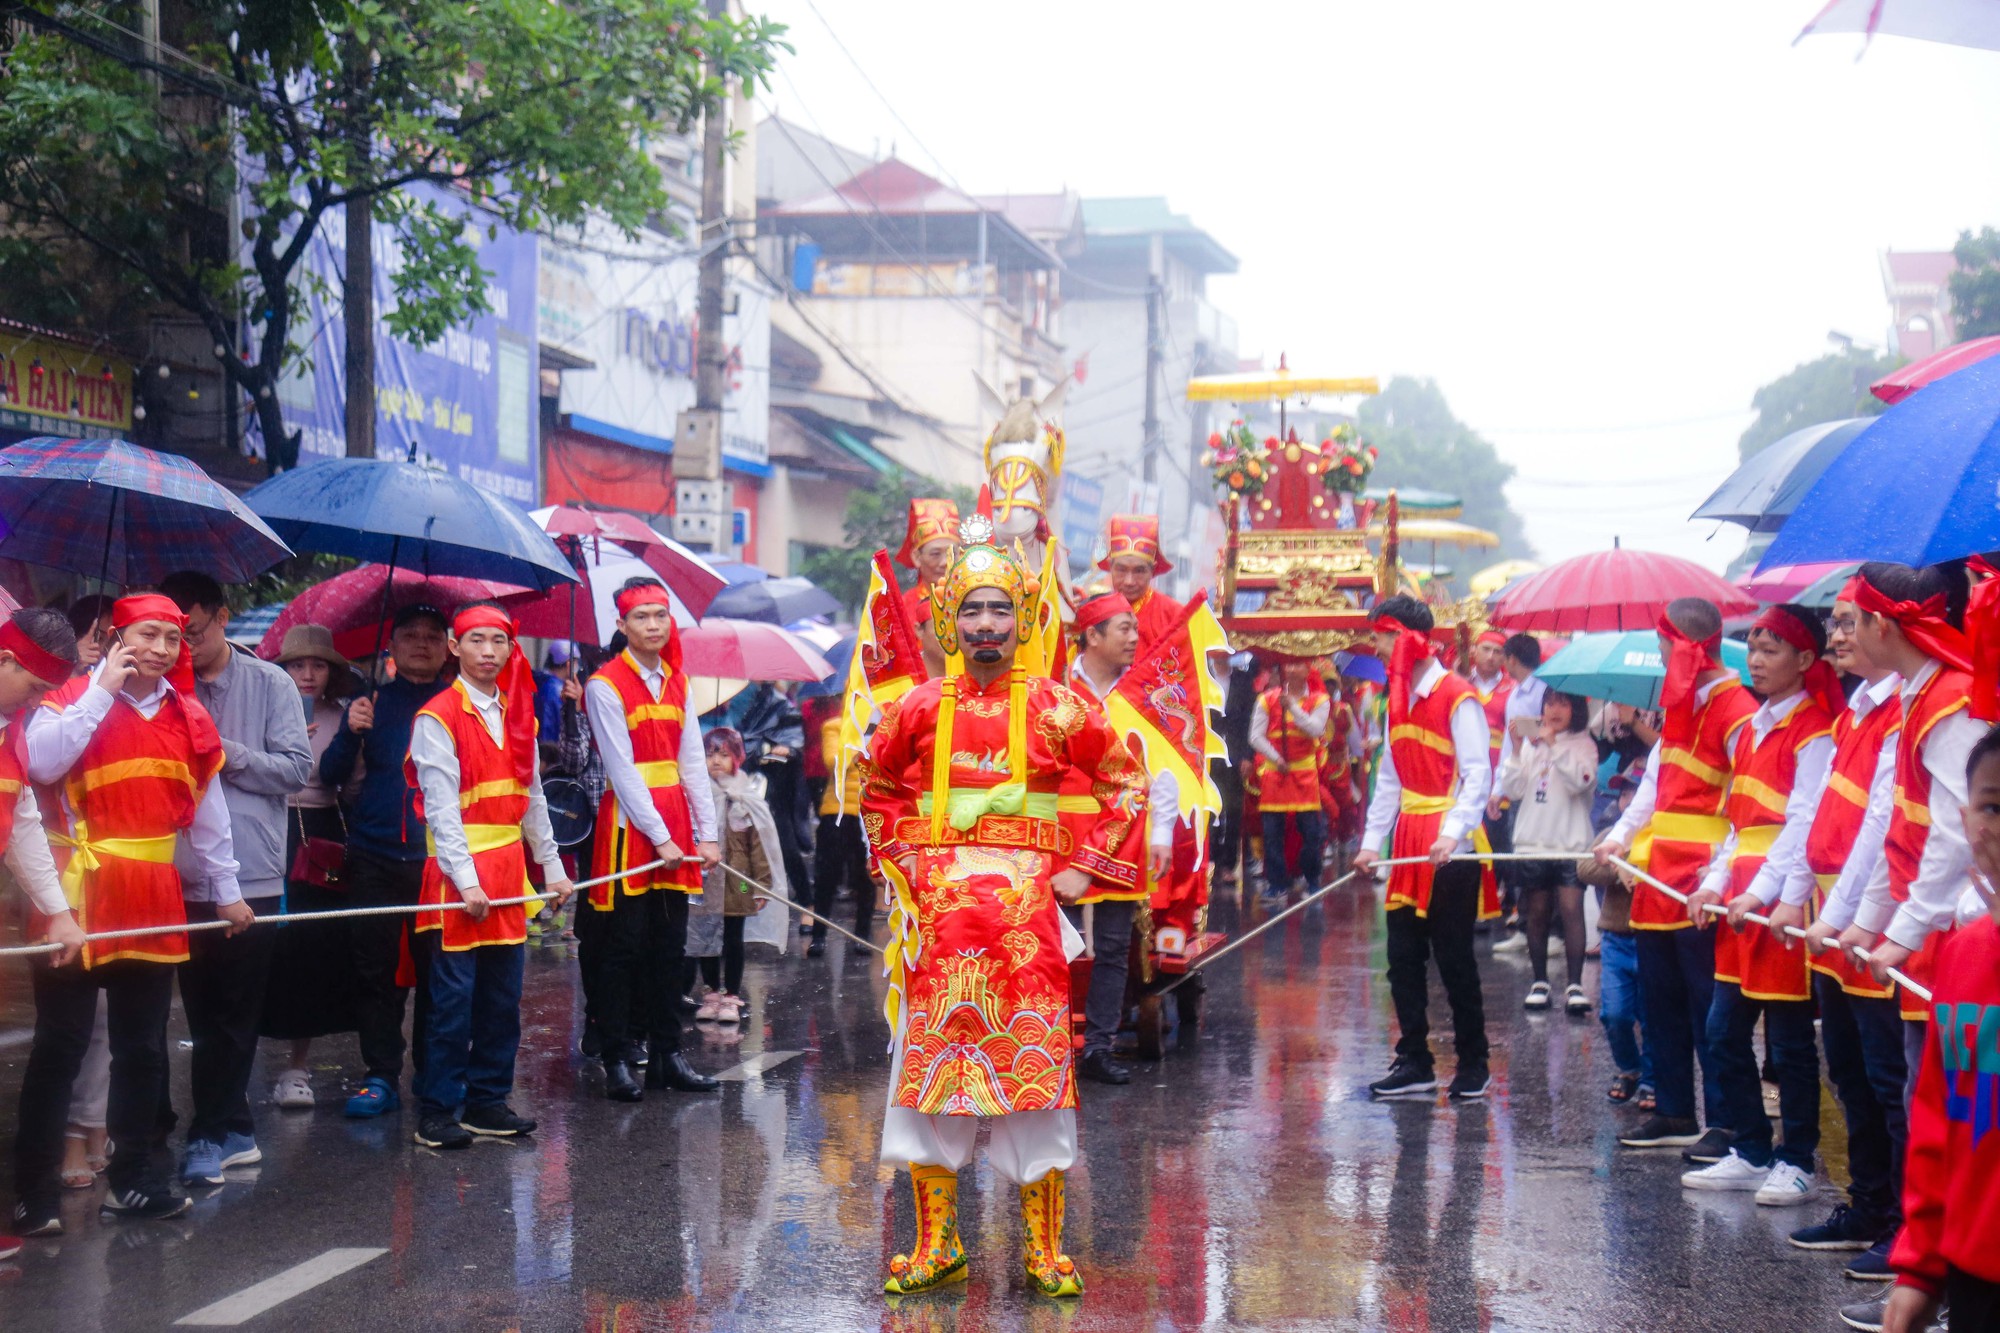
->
<box><xmin>1074</xmin><ymin>589</ymin><xmax>1133</xmax><ymax>634</ymax></box>
<box><xmin>614</xmin><ymin>584</ymin><xmax>672</xmax><ymax>619</ymax></box>
<box><xmin>451</xmin><ymin>604</ymin><xmax>516</xmax><ymax>639</ymax></box>
<box><xmin>1476</xmin><ymin>629</ymin><xmax>1507</xmax><ymax>649</ymax></box>
<box><xmin>112</xmin><ymin>594</ymin><xmax>195</xmax><ymax>693</ymax></box>
<box><xmin>0</xmin><ymin>619</ymin><xmax>70</xmax><ymax>685</ymax></box>
<box><xmin>1656</xmin><ymin>612</ymin><xmax>1722</xmax><ymax>712</ymax></box>
<box><xmin>449</xmin><ymin>604</ymin><xmax>539</xmax><ymax>783</ymax></box>
<box><xmin>1751</xmin><ymin>606</ymin><xmax>1844</xmax><ymax>718</ymax></box>
<box><xmin>1851</xmin><ymin>576</ymin><xmax>1972</xmax><ymax>674</ymax></box>
<box><xmin>1970</xmin><ymin>557</ymin><xmax>2000</xmax><ymax>725</ymax></box>
<box><xmin>1370</xmin><ymin>611</ymin><xmax>1435</xmax><ymax>727</ymax></box>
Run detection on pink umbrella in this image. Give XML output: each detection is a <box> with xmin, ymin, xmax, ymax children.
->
<box><xmin>681</xmin><ymin>618</ymin><xmax>832</xmax><ymax>682</ymax></box>
<box><xmin>1489</xmin><ymin>547</ymin><xmax>1759</xmax><ymax>633</ymax></box>
<box><xmin>1869</xmin><ymin>336</ymin><xmax>2000</xmax><ymax>406</ymax></box>
<box><xmin>257</xmin><ymin>566</ymin><xmax>533</xmax><ymax>660</ymax></box>
<box><xmin>1735</xmin><ymin>560</ymin><xmax>1852</xmax><ymax>605</ymax></box>
<box><xmin>529</xmin><ymin>505</ymin><xmax>725</xmax><ymax>617</ymax></box>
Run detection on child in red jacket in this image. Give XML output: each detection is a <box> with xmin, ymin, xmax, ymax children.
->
<box><xmin>1885</xmin><ymin>723</ymin><xmax>2000</xmax><ymax>1332</ymax></box>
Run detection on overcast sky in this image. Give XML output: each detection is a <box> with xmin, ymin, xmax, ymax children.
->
<box><xmin>750</xmin><ymin>1</ymin><xmax>2000</xmax><ymax>572</ymax></box>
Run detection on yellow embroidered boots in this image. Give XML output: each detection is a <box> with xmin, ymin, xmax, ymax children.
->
<box><xmin>885</xmin><ymin>1164</ymin><xmax>968</xmax><ymax>1295</ymax></box>
<box><xmin>1020</xmin><ymin>1169</ymin><xmax>1083</xmax><ymax>1297</ymax></box>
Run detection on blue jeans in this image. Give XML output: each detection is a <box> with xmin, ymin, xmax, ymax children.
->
<box><xmin>1597</xmin><ymin>931</ymin><xmax>1651</xmax><ymax>1086</ymax></box>
<box><xmin>1261</xmin><ymin>810</ymin><xmax>1324</xmax><ymax>891</ymax></box>
<box><xmin>1816</xmin><ymin>974</ymin><xmax>1907</xmax><ymax>1229</ymax></box>
<box><xmin>1635</xmin><ymin>927</ymin><xmax>1722</xmax><ymax>1125</ymax></box>
<box><xmin>419</xmin><ymin>942</ymin><xmax>526</xmax><ymax>1117</ymax></box>
<box><xmin>1706</xmin><ymin>980</ymin><xmax>1819</xmax><ymax>1169</ymax></box>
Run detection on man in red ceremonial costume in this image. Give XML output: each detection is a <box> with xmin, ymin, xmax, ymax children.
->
<box><xmin>1679</xmin><ymin>604</ymin><xmax>1836</xmax><ymax>1202</ymax></box>
<box><xmin>1100</xmin><ymin>513</ymin><xmax>1184</xmax><ymax>650</ymax></box>
<box><xmin>861</xmin><ymin>507</ymin><xmax>1149</xmax><ymax>1299</ymax></box>
<box><xmin>1061</xmin><ymin>586</ymin><xmax>1177</xmax><ymax>1086</ymax></box>
<box><xmin>405</xmin><ymin>602</ymin><xmax>574</xmax><ymax>1150</ymax></box>
<box><xmin>1595</xmin><ymin>596</ymin><xmax>1755</xmax><ymax>1151</ymax></box>
<box><xmin>1249</xmin><ymin>658</ymin><xmax>1329</xmax><ymax>898</ymax></box>
<box><xmin>1790</xmin><ymin>582</ymin><xmax>1911</xmax><ymax>1268</ymax></box>
<box><xmin>582</xmin><ymin>577</ymin><xmax>721</xmax><ymax>1101</ymax></box>
<box><xmin>899</xmin><ymin>497</ymin><xmax>959</xmax><ymax>677</ymax></box>
<box><xmin>19</xmin><ymin>595</ymin><xmax>238</xmax><ymax>1225</ymax></box>
<box><xmin>1354</xmin><ymin>595</ymin><xmax>1494</xmax><ymax>1100</ymax></box>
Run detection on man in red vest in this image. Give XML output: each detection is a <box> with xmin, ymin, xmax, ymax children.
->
<box><xmin>1790</xmin><ymin>581</ymin><xmax>1909</xmax><ymax>1272</ymax></box>
<box><xmin>406</xmin><ymin>602</ymin><xmax>573</xmax><ymax>1150</ymax></box>
<box><xmin>1250</xmin><ymin>658</ymin><xmax>1329</xmax><ymax>898</ymax></box>
<box><xmin>1354</xmin><ymin>595</ymin><xmax>1493</xmax><ymax>1100</ymax></box>
<box><xmin>1679</xmin><ymin>604</ymin><xmax>1836</xmax><ymax>1203</ymax></box>
<box><xmin>582</xmin><ymin>578</ymin><xmax>721</xmax><ymax>1101</ymax></box>
<box><xmin>19</xmin><ymin>595</ymin><xmax>238</xmax><ymax>1226</ymax></box>
<box><xmin>1595</xmin><ymin>596</ymin><xmax>1756</xmax><ymax>1151</ymax></box>
<box><xmin>1468</xmin><ymin>629</ymin><xmax>1512</xmax><ymax>769</ymax></box>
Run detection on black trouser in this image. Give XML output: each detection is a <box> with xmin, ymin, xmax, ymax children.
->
<box><xmin>760</xmin><ymin>760</ymin><xmax>813</xmax><ymax>906</ymax></box>
<box><xmin>1817</xmin><ymin>974</ymin><xmax>1909</xmax><ymax>1231</ymax></box>
<box><xmin>698</xmin><ymin>916</ymin><xmax>748</xmax><ymax>994</ymax></box>
<box><xmin>1949</xmin><ymin>1267</ymin><xmax>2000</xmax><ymax>1329</ymax></box>
<box><xmin>175</xmin><ymin>896</ymin><xmax>280</xmax><ymax>1146</ymax></box>
<box><xmin>344</xmin><ymin>849</ymin><xmax>431</xmax><ymax>1085</ymax></box>
<box><xmin>1385</xmin><ymin>859</ymin><xmax>1489</xmax><ymax>1068</ymax></box>
<box><xmin>16</xmin><ymin>959</ymin><xmax>174</xmax><ymax>1202</ymax></box>
<box><xmin>1212</xmin><ymin>757</ymin><xmax>1243</xmax><ymax>874</ymax></box>
<box><xmin>1062</xmin><ymin>901</ymin><xmax>1136</xmax><ymax>1058</ymax></box>
<box><xmin>1483</xmin><ymin>804</ymin><xmax>1516</xmax><ymax>919</ymax></box>
<box><xmin>1636</xmin><ymin>925</ymin><xmax>1722</xmax><ymax>1125</ymax></box>
<box><xmin>596</xmin><ymin>889</ymin><xmax>689</xmax><ymax>1062</ymax></box>
<box><xmin>810</xmin><ymin>814</ymin><xmax>875</xmax><ymax>942</ymax></box>
<box><xmin>1261</xmin><ymin>810</ymin><xmax>1325</xmax><ymax>891</ymax></box>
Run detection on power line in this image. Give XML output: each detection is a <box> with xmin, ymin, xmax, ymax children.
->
<box><xmin>798</xmin><ymin>0</ymin><xmax>965</xmax><ymax>194</ymax></box>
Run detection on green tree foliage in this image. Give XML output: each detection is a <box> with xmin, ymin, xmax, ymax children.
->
<box><xmin>798</xmin><ymin>473</ymin><xmax>979</xmax><ymax>614</ymax></box>
<box><xmin>1737</xmin><ymin>348</ymin><xmax>1893</xmax><ymax>460</ymax></box>
<box><xmin>1949</xmin><ymin>227</ymin><xmax>2000</xmax><ymax>340</ymax></box>
<box><xmin>1357</xmin><ymin>377</ymin><xmax>1532</xmax><ymax>560</ymax></box>
<box><xmin>0</xmin><ymin>0</ymin><xmax>782</xmax><ymax>470</ymax></box>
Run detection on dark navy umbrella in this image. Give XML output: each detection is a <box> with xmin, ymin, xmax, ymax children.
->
<box><xmin>797</xmin><ymin>633</ymin><xmax>855</xmax><ymax>698</ymax></box>
<box><xmin>242</xmin><ymin>457</ymin><xmax>576</xmax><ymax>590</ymax></box>
<box><xmin>1690</xmin><ymin>418</ymin><xmax>1872</xmax><ymax>535</ymax></box>
<box><xmin>708</xmin><ymin>560</ymin><xmax>771</xmax><ymax>588</ymax></box>
<box><xmin>1761</xmin><ymin>356</ymin><xmax>2000</xmax><ymax>570</ymax></box>
<box><xmin>0</xmin><ymin>436</ymin><xmax>292</xmax><ymax>584</ymax></box>
<box><xmin>705</xmin><ymin>574</ymin><xmax>840</xmax><ymax>625</ymax></box>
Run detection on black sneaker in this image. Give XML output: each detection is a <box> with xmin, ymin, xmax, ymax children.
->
<box><xmin>10</xmin><ymin>1199</ymin><xmax>60</xmax><ymax>1237</ymax></box>
<box><xmin>1681</xmin><ymin>1127</ymin><xmax>1735</xmax><ymax>1164</ymax></box>
<box><xmin>1078</xmin><ymin>1050</ymin><xmax>1132</xmax><ymax>1086</ymax></box>
<box><xmin>1367</xmin><ymin>1059</ymin><xmax>1437</xmax><ymax>1098</ymax></box>
<box><xmin>1618</xmin><ymin>1114</ymin><xmax>1702</xmax><ymax>1148</ymax></box>
<box><xmin>461</xmin><ymin>1104</ymin><xmax>536</xmax><ymax>1137</ymax></box>
<box><xmin>100</xmin><ymin>1185</ymin><xmax>191</xmax><ymax>1221</ymax></box>
<box><xmin>1448</xmin><ymin>1065</ymin><xmax>1491</xmax><ymax>1101</ymax></box>
<box><xmin>631</xmin><ymin>1039</ymin><xmax>649</xmax><ymax>1068</ymax></box>
<box><xmin>1790</xmin><ymin>1204</ymin><xmax>1881</xmax><ymax>1252</ymax></box>
<box><xmin>1844</xmin><ymin>1238</ymin><xmax>1894</xmax><ymax>1280</ymax></box>
<box><xmin>413</xmin><ymin>1115</ymin><xmax>473</xmax><ymax>1150</ymax></box>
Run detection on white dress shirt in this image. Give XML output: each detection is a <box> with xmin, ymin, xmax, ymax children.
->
<box><xmin>1068</xmin><ymin>659</ymin><xmax>1179</xmax><ymax>851</ymax></box>
<box><xmin>1816</xmin><ymin>674</ymin><xmax>1901</xmax><ymax>933</ymax></box>
<box><xmin>409</xmin><ymin>678</ymin><xmax>563</xmax><ymax>896</ymax></box>
<box><xmin>1249</xmin><ymin>688</ymin><xmax>1330</xmax><ymax>766</ymax></box>
<box><xmin>1854</xmin><ymin>660</ymin><xmax>1984</xmax><ymax>948</ymax></box>
<box><xmin>1604</xmin><ymin>674</ymin><xmax>1734</xmax><ymax>849</ymax></box>
<box><xmin>2</xmin><ymin>713</ymin><xmax>67</xmax><ymax>917</ymax></box>
<box><xmin>25</xmin><ymin>665</ymin><xmax>242</xmax><ymax>905</ymax></box>
<box><xmin>1361</xmin><ymin>659</ymin><xmax>1492</xmax><ymax>852</ymax></box>
<box><xmin>1697</xmin><ymin>690</ymin><xmax>1834</xmax><ymax>906</ymax></box>
<box><xmin>1497</xmin><ymin>672</ymin><xmax>1548</xmax><ymax>772</ymax></box>
<box><xmin>583</xmin><ymin>653</ymin><xmax>718</xmax><ymax>850</ymax></box>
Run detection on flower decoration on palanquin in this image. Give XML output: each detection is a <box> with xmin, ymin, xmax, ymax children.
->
<box><xmin>1200</xmin><ymin>420</ymin><xmax>1269</xmax><ymax>500</ymax></box>
<box><xmin>1316</xmin><ymin>423</ymin><xmax>1377</xmax><ymax>497</ymax></box>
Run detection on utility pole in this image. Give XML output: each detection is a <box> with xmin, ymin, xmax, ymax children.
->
<box><xmin>342</xmin><ymin>40</ymin><xmax>375</xmax><ymax>459</ymax></box>
<box><xmin>1140</xmin><ymin>276</ymin><xmax>1162</xmax><ymax>487</ymax></box>
<box><xmin>672</xmin><ymin>0</ymin><xmax>731</xmax><ymax>551</ymax></box>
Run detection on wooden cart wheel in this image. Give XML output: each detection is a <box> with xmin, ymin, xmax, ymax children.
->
<box><xmin>1134</xmin><ymin>992</ymin><xmax>1166</xmax><ymax>1061</ymax></box>
<box><xmin>1174</xmin><ymin>984</ymin><xmax>1202</xmax><ymax>1048</ymax></box>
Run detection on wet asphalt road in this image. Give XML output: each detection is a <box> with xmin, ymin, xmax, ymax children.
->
<box><xmin>0</xmin><ymin>884</ymin><xmax>1868</xmax><ymax>1331</ymax></box>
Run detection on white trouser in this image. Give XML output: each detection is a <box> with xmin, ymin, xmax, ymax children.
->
<box><xmin>878</xmin><ymin>1022</ymin><xmax>1076</xmax><ymax>1185</ymax></box>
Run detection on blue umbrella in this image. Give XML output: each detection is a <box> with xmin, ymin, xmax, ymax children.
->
<box><xmin>709</xmin><ymin>560</ymin><xmax>770</xmax><ymax>588</ymax></box>
<box><xmin>706</xmin><ymin>575</ymin><xmax>840</xmax><ymax>625</ymax></box>
<box><xmin>1761</xmin><ymin>355</ymin><xmax>2000</xmax><ymax>570</ymax></box>
<box><xmin>1690</xmin><ymin>418</ymin><xmax>1872</xmax><ymax>534</ymax></box>
<box><xmin>1334</xmin><ymin>650</ymin><xmax>1388</xmax><ymax>685</ymax></box>
<box><xmin>797</xmin><ymin>633</ymin><xmax>856</xmax><ymax>698</ymax></box>
<box><xmin>1535</xmin><ymin>630</ymin><xmax>1750</xmax><ymax>709</ymax></box>
<box><xmin>242</xmin><ymin>458</ymin><xmax>576</xmax><ymax>590</ymax></box>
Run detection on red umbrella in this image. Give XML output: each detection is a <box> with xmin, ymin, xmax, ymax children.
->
<box><xmin>1489</xmin><ymin>547</ymin><xmax>1758</xmax><ymax>633</ymax></box>
<box><xmin>257</xmin><ymin>565</ymin><xmax>534</xmax><ymax>660</ymax></box>
<box><xmin>680</xmin><ymin>618</ymin><xmax>832</xmax><ymax>682</ymax></box>
<box><xmin>529</xmin><ymin>505</ymin><xmax>726</xmax><ymax>617</ymax></box>
<box><xmin>1870</xmin><ymin>336</ymin><xmax>2000</xmax><ymax>406</ymax></box>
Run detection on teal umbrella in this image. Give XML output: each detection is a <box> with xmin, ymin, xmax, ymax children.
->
<box><xmin>1535</xmin><ymin>631</ymin><xmax>1751</xmax><ymax>709</ymax></box>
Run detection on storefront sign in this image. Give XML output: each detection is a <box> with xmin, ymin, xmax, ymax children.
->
<box><xmin>0</xmin><ymin>333</ymin><xmax>132</xmax><ymax>435</ymax></box>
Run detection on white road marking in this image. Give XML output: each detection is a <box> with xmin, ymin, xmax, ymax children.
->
<box><xmin>175</xmin><ymin>1248</ymin><xmax>387</xmax><ymax>1326</ymax></box>
<box><xmin>711</xmin><ymin>1050</ymin><xmax>803</xmax><ymax>1081</ymax></box>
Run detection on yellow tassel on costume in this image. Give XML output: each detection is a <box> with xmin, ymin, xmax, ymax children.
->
<box><xmin>930</xmin><ymin>677</ymin><xmax>957</xmax><ymax>845</ymax></box>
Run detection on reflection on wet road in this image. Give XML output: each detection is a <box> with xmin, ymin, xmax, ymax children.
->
<box><xmin>0</xmin><ymin>884</ymin><xmax>1861</xmax><ymax>1330</ymax></box>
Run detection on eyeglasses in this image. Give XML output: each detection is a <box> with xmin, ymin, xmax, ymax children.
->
<box><xmin>183</xmin><ymin>613</ymin><xmax>222</xmax><ymax>642</ymax></box>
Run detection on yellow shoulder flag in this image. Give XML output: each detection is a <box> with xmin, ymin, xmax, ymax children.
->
<box><xmin>835</xmin><ymin>550</ymin><xmax>928</xmax><ymax>814</ymax></box>
<box><xmin>1102</xmin><ymin>590</ymin><xmax>1230</xmax><ymax>837</ymax></box>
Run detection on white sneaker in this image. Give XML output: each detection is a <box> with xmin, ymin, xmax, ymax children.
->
<box><xmin>1492</xmin><ymin>932</ymin><xmax>1529</xmax><ymax>954</ymax></box>
<box><xmin>1755</xmin><ymin>1161</ymin><xmax>1816</xmax><ymax>1206</ymax></box>
<box><xmin>719</xmin><ymin>993</ymin><xmax>744</xmax><ymax>1023</ymax></box>
<box><xmin>1681</xmin><ymin>1149</ymin><xmax>1767</xmax><ymax>1192</ymax></box>
<box><xmin>695</xmin><ymin>992</ymin><xmax>724</xmax><ymax>1022</ymax></box>
<box><xmin>1565</xmin><ymin>984</ymin><xmax>1592</xmax><ymax>1015</ymax></box>
<box><xmin>273</xmin><ymin>1069</ymin><xmax>314</xmax><ymax>1110</ymax></box>
<box><xmin>1523</xmin><ymin>981</ymin><xmax>1552</xmax><ymax>1010</ymax></box>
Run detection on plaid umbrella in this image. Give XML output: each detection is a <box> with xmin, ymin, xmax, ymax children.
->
<box><xmin>0</xmin><ymin>437</ymin><xmax>292</xmax><ymax>585</ymax></box>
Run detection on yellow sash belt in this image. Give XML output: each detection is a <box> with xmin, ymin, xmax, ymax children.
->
<box><xmin>1400</xmin><ymin>792</ymin><xmax>1455</xmax><ymax>816</ymax></box>
<box><xmin>50</xmin><ymin>824</ymin><xmax>178</xmax><ymax>909</ymax></box>
<box><xmin>1729</xmin><ymin>823</ymin><xmax>1781</xmax><ymax>863</ymax></box>
<box><xmin>1649</xmin><ymin>811</ymin><xmax>1730</xmax><ymax>847</ymax></box>
<box><xmin>426</xmin><ymin>823</ymin><xmax>524</xmax><ymax>857</ymax></box>
<box><xmin>634</xmin><ymin>759</ymin><xmax>680</xmax><ymax>786</ymax></box>
<box><xmin>1816</xmin><ymin>872</ymin><xmax>1839</xmax><ymax>891</ymax></box>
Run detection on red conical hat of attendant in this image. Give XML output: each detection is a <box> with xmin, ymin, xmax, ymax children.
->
<box><xmin>1098</xmin><ymin>514</ymin><xmax>1172</xmax><ymax>575</ymax></box>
